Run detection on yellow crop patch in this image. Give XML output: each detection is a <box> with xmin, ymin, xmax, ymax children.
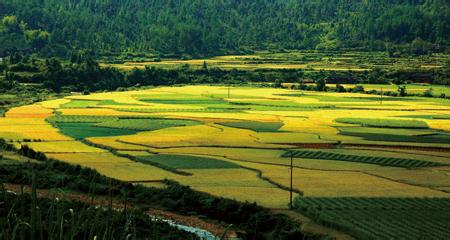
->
<box><xmin>7</xmin><ymin>85</ymin><xmax>450</xmax><ymax>208</ymax></box>
<box><xmin>171</xmin><ymin>168</ymin><xmax>290</xmax><ymax>208</ymax></box>
<box><xmin>39</xmin><ymin>99</ymin><xmax>71</xmax><ymax>109</ymax></box>
<box><xmin>58</xmin><ymin>108</ymin><xmax>151</xmax><ymax>116</ymax></box>
<box><xmin>0</xmin><ymin>118</ymin><xmax>72</xmax><ymax>141</ymax></box>
<box><xmin>23</xmin><ymin>141</ymin><xmax>106</xmax><ymax>153</ymax></box>
<box><xmin>6</xmin><ymin>105</ymin><xmax>53</xmax><ymax>118</ymax></box>
<box><xmin>48</xmin><ymin>152</ymin><xmax>175</xmax><ymax>181</ymax></box>
<box><xmin>118</xmin><ymin>124</ymin><xmax>281</xmax><ymax>148</ymax></box>
<box><xmin>236</xmin><ymin>161</ymin><xmax>449</xmax><ymax>198</ymax></box>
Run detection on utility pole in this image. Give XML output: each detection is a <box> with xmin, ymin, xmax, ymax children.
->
<box><xmin>289</xmin><ymin>151</ymin><xmax>293</xmax><ymax>209</ymax></box>
<box><xmin>380</xmin><ymin>87</ymin><xmax>383</xmax><ymax>105</ymax></box>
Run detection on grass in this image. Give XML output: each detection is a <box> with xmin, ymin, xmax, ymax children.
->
<box><xmin>135</xmin><ymin>154</ymin><xmax>240</xmax><ymax>170</ymax></box>
<box><xmin>54</xmin><ymin>122</ymin><xmax>136</xmax><ymax>139</ymax></box>
<box><xmin>282</xmin><ymin>150</ymin><xmax>445</xmax><ymax>168</ymax></box>
<box><xmin>335</xmin><ymin>117</ymin><xmax>429</xmax><ymax>129</ymax></box>
<box><xmin>217</xmin><ymin>120</ymin><xmax>284</xmax><ymax>132</ymax></box>
<box><xmin>95</xmin><ymin>118</ymin><xmax>201</xmax><ymax>131</ymax></box>
<box><xmin>295</xmin><ymin>197</ymin><xmax>450</xmax><ymax>240</ymax></box>
<box><xmin>0</xmin><ymin>191</ymin><xmax>198</xmax><ymax>240</ymax></box>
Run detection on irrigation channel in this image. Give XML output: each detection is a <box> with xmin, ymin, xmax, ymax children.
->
<box><xmin>151</xmin><ymin>216</ymin><xmax>232</xmax><ymax>240</ymax></box>
<box><xmin>150</xmin><ymin>216</ymin><xmax>223</xmax><ymax>240</ymax></box>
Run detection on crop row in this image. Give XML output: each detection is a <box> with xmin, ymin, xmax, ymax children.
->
<box><xmin>335</xmin><ymin>117</ymin><xmax>429</xmax><ymax>129</ymax></box>
<box><xmin>297</xmin><ymin>197</ymin><xmax>450</xmax><ymax>211</ymax></box>
<box><xmin>95</xmin><ymin>118</ymin><xmax>200</xmax><ymax>131</ymax></box>
<box><xmin>282</xmin><ymin>150</ymin><xmax>445</xmax><ymax>168</ymax></box>
<box><xmin>47</xmin><ymin>115</ymin><xmax>118</xmax><ymax>123</ymax></box>
<box><xmin>295</xmin><ymin>197</ymin><xmax>450</xmax><ymax>240</ymax></box>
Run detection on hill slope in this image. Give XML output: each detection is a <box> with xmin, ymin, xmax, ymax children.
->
<box><xmin>0</xmin><ymin>0</ymin><xmax>449</xmax><ymax>56</ymax></box>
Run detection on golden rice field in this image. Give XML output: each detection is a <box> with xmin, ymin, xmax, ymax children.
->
<box><xmin>2</xmin><ymin>85</ymin><xmax>450</xmax><ymax>208</ymax></box>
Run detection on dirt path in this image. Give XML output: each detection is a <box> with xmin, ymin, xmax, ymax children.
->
<box><xmin>2</xmin><ymin>183</ymin><xmax>237</xmax><ymax>239</ymax></box>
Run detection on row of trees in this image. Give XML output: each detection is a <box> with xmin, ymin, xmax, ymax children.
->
<box><xmin>2</xmin><ymin>51</ymin><xmax>448</xmax><ymax>93</ymax></box>
<box><xmin>0</xmin><ymin>0</ymin><xmax>448</xmax><ymax>56</ymax></box>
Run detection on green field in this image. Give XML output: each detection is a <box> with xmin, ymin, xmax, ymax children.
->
<box><xmin>95</xmin><ymin>118</ymin><xmax>201</xmax><ymax>131</ymax></box>
<box><xmin>54</xmin><ymin>122</ymin><xmax>136</xmax><ymax>139</ymax></box>
<box><xmin>338</xmin><ymin>127</ymin><xmax>450</xmax><ymax>144</ymax></box>
<box><xmin>61</xmin><ymin>100</ymin><xmax>100</xmax><ymax>108</ymax></box>
<box><xmin>295</xmin><ymin>197</ymin><xmax>450</xmax><ymax>240</ymax></box>
<box><xmin>136</xmin><ymin>154</ymin><xmax>240</xmax><ymax>170</ymax></box>
<box><xmin>217</xmin><ymin>120</ymin><xmax>284</xmax><ymax>132</ymax></box>
<box><xmin>282</xmin><ymin>150</ymin><xmax>445</xmax><ymax>168</ymax></box>
<box><xmin>335</xmin><ymin>118</ymin><xmax>429</xmax><ymax>129</ymax></box>
<box><xmin>399</xmin><ymin>114</ymin><xmax>450</xmax><ymax>120</ymax></box>
<box><xmin>48</xmin><ymin>115</ymin><xmax>119</xmax><ymax>123</ymax></box>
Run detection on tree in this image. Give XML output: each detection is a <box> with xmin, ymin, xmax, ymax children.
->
<box><xmin>202</xmin><ymin>61</ymin><xmax>208</xmax><ymax>72</ymax></box>
<box><xmin>423</xmin><ymin>88</ymin><xmax>433</xmax><ymax>97</ymax></box>
<box><xmin>25</xmin><ymin>29</ymin><xmax>50</xmax><ymax>51</ymax></box>
<box><xmin>0</xmin><ymin>1</ymin><xmax>448</xmax><ymax>55</ymax></box>
<box><xmin>398</xmin><ymin>85</ymin><xmax>407</xmax><ymax>97</ymax></box>
<box><xmin>335</xmin><ymin>84</ymin><xmax>346</xmax><ymax>92</ymax></box>
<box><xmin>273</xmin><ymin>79</ymin><xmax>283</xmax><ymax>88</ymax></box>
<box><xmin>316</xmin><ymin>78</ymin><xmax>327</xmax><ymax>91</ymax></box>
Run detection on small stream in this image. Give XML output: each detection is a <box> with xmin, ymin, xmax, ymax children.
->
<box><xmin>150</xmin><ymin>216</ymin><xmax>222</xmax><ymax>240</ymax></box>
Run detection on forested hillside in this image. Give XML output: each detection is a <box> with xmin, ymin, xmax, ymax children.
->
<box><xmin>0</xmin><ymin>0</ymin><xmax>449</xmax><ymax>56</ymax></box>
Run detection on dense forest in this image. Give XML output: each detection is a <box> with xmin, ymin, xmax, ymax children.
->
<box><xmin>0</xmin><ymin>0</ymin><xmax>449</xmax><ymax>57</ymax></box>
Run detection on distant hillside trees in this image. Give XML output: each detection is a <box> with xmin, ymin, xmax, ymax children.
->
<box><xmin>0</xmin><ymin>0</ymin><xmax>448</xmax><ymax>56</ymax></box>
<box><xmin>0</xmin><ymin>15</ymin><xmax>50</xmax><ymax>56</ymax></box>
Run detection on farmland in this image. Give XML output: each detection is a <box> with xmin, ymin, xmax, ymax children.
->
<box><xmin>2</xmin><ymin>84</ymin><xmax>450</xmax><ymax>238</ymax></box>
<box><xmin>2</xmin><ymin>1</ymin><xmax>450</xmax><ymax>238</ymax></box>
<box><xmin>101</xmin><ymin>50</ymin><xmax>450</xmax><ymax>74</ymax></box>
<box><xmin>295</xmin><ymin>197</ymin><xmax>450</xmax><ymax>239</ymax></box>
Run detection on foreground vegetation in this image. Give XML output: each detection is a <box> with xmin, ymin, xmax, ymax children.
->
<box><xmin>0</xmin><ymin>192</ymin><xmax>199</xmax><ymax>240</ymax></box>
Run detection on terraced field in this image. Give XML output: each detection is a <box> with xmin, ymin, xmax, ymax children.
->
<box><xmin>2</xmin><ymin>85</ymin><xmax>450</xmax><ymax>235</ymax></box>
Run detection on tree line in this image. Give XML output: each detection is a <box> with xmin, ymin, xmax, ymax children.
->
<box><xmin>2</xmin><ymin>53</ymin><xmax>448</xmax><ymax>95</ymax></box>
<box><xmin>0</xmin><ymin>0</ymin><xmax>448</xmax><ymax>57</ymax></box>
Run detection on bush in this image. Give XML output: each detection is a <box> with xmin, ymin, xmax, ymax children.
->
<box><xmin>351</xmin><ymin>85</ymin><xmax>365</xmax><ymax>93</ymax></box>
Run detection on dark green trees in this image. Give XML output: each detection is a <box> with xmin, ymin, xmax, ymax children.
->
<box><xmin>0</xmin><ymin>0</ymin><xmax>448</xmax><ymax>56</ymax></box>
